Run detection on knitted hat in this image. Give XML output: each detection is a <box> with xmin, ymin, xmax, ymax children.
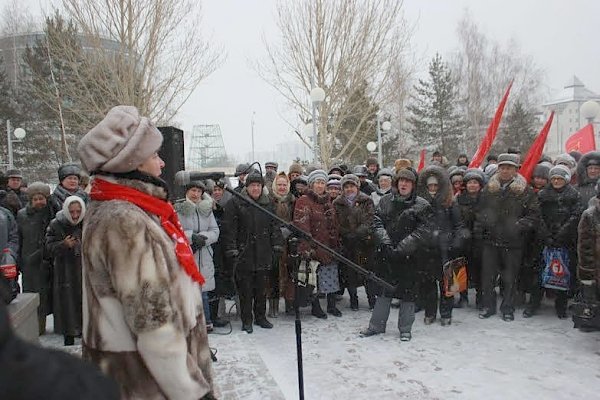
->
<box><xmin>377</xmin><ymin>168</ymin><xmax>394</xmax><ymax>179</ymax></box>
<box><xmin>26</xmin><ymin>182</ymin><xmax>50</xmax><ymax>200</ymax></box>
<box><xmin>58</xmin><ymin>163</ymin><xmax>82</xmax><ymax>182</ymax></box>
<box><xmin>463</xmin><ymin>169</ymin><xmax>485</xmax><ymax>186</ymax></box>
<box><xmin>235</xmin><ymin>163</ymin><xmax>250</xmax><ymax>177</ymax></box>
<box><xmin>549</xmin><ymin>165</ymin><xmax>571</xmax><ymax>182</ymax></box>
<box><xmin>394</xmin><ymin>159</ymin><xmax>412</xmax><ymax>171</ymax></box>
<box><xmin>289</xmin><ymin>163</ymin><xmax>304</xmax><ymax>175</ymax></box>
<box><xmin>185</xmin><ymin>180</ymin><xmax>206</xmax><ymax>192</ymax></box>
<box><xmin>6</xmin><ymin>169</ymin><xmax>22</xmax><ymax>179</ymax></box>
<box><xmin>265</xmin><ymin>161</ymin><xmax>278</xmax><ymax>169</ymax></box>
<box><xmin>532</xmin><ymin>163</ymin><xmax>551</xmax><ymax>180</ymax></box>
<box><xmin>328</xmin><ymin>173</ymin><xmax>342</xmax><ymax>181</ymax></box>
<box><xmin>484</xmin><ymin>163</ymin><xmax>498</xmax><ymax>177</ymax></box>
<box><xmin>77</xmin><ymin>105</ymin><xmax>163</xmax><ymax>173</ymax></box>
<box><xmin>554</xmin><ymin>153</ymin><xmax>576</xmax><ymax>170</ymax></box>
<box><xmin>307</xmin><ymin>169</ymin><xmax>328</xmax><ymax>185</ymax></box>
<box><xmin>340</xmin><ymin>174</ymin><xmax>359</xmax><ymax>188</ymax></box>
<box><xmin>327</xmin><ymin>179</ymin><xmax>341</xmax><ymax>188</ymax></box>
<box><xmin>497</xmin><ymin>153</ymin><xmax>520</xmax><ymax>167</ymax></box>
<box><xmin>366</xmin><ymin>158</ymin><xmax>378</xmax><ymax>167</ymax></box>
<box><xmin>245</xmin><ymin>171</ymin><xmax>264</xmax><ymax>186</ymax></box>
<box><xmin>328</xmin><ymin>165</ymin><xmax>344</xmax><ymax>175</ymax></box>
<box><xmin>394</xmin><ymin>168</ymin><xmax>417</xmax><ymax>184</ymax></box>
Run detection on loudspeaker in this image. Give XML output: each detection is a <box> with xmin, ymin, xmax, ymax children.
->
<box><xmin>157</xmin><ymin>126</ymin><xmax>185</xmax><ymax>201</ymax></box>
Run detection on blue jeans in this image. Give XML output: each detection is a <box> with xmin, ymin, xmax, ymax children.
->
<box><xmin>202</xmin><ymin>291</ymin><xmax>212</xmax><ymax>325</ymax></box>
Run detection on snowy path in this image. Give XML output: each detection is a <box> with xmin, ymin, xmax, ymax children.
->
<box><xmin>41</xmin><ymin>290</ymin><xmax>600</xmax><ymax>400</ymax></box>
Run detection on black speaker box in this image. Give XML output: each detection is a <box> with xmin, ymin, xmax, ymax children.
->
<box><xmin>157</xmin><ymin>126</ymin><xmax>185</xmax><ymax>201</ymax></box>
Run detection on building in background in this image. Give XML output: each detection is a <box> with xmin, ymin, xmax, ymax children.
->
<box><xmin>542</xmin><ymin>76</ymin><xmax>600</xmax><ymax>156</ymax></box>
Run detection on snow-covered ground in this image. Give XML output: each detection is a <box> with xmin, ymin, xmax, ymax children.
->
<box><xmin>40</xmin><ymin>289</ymin><xmax>600</xmax><ymax>400</ymax></box>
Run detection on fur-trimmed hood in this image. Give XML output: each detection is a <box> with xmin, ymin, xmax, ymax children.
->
<box><xmin>576</xmin><ymin>151</ymin><xmax>600</xmax><ymax>185</ymax></box>
<box><xmin>485</xmin><ymin>172</ymin><xmax>528</xmax><ymax>195</ymax></box>
<box><xmin>175</xmin><ymin>193</ymin><xmax>214</xmax><ymax>217</ymax></box>
<box><xmin>416</xmin><ymin>165</ymin><xmax>452</xmax><ymax>207</ymax></box>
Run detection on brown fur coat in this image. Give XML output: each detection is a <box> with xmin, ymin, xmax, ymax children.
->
<box><xmin>81</xmin><ymin>175</ymin><xmax>217</xmax><ymax>400</ymax></box>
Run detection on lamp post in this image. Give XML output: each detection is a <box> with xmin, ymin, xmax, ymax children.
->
<box><xmin>5</xmin><ymin>120</ymin><xmax>26</xmax><ymax>169</ymax></box>
<box><xmin>581</xmin><ymin>100</ymin><xmax>600</xmax><ymax>147</ymax></box>
<box><xmin>309</xmin><ymin>87</ymin><xmax>325</xmax><ymax>163</ymax></box>
<box><xmin>376</xmin><ymin>114</ymin><xmax>391</xmax><ymax>167</ymax></box>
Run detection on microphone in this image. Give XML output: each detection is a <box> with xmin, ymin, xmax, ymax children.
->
<box><xmin>174</xmin><ymin>170</ymin><xmax>225</xmax><ymax>186</ymax></box>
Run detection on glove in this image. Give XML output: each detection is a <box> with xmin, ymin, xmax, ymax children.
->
<box><xmin>192</xmin><ymin>233</ymin><xmax>207</xmax><ymax>248</ymax></box>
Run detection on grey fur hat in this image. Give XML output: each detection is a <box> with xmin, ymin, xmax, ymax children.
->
<box><xmin>340</xmin><ymin>174</ymin><xmax>359</xmax><ymax>188</ymax></box>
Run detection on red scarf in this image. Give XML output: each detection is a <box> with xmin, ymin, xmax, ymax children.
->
<box><xmin>90</xmin><ymin>178</ymin><xmax>205</xmax><ymax>285</ymax></box>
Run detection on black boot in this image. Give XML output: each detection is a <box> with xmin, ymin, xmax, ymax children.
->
<box><xmin>254</xmin><ymin>318</ymin><xmax>273</xmax><ymax>329</ymax></box>
<box><xmin>64</xmin><ymin>335</ymin><xmax>75</xmax><ymax>346</ymax></box>
<box><xmin>242</xmin><ymin>323</ymin><xmax>253</xmax><ymax>334</ymax></box>
<box><xmin>285</xmin><ymin>299</ymin><xmax>294</xmax><ymax>315</ymax></box>
<box><xmin>348</xmin><ymin>287</ymin><xmax>359</xmax><ymax>311</ymax></box>
<box><xmin>209</xmin><ymin>298</ymin><xmax>229</xmax><ymax>328</ymax></box>
<box><xmin>327</xmin><ymin>294</ymin><xmax>342</xmax><ymax>317</ymax></box>
<box><xmin>311</xmin><ymin>298</ymin><xmax>327</xmax><ymax>319</ymax></box>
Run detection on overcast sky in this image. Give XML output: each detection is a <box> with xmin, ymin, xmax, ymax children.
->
<box><xmin>22</xmin><ymin>0</ymin><xmax>600</xmax><ymax>161</ymax></box>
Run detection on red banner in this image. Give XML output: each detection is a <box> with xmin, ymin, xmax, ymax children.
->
<box><xmin>417</xmin><ymin>149</ymin><xmax>426</xmax><ymax>172</ymax></box>
<box><xmin>468</xmin><ymin>81</ymin><xmax>513</xmax><ymax>168</ymax></box>
<box><xmin>520</xmin><ymin>111</ymin><xmax>555</xmax><ymax>183</ymax></box>
<box><xmin>565</xmin><ymin>124</ymin><xmax>596</xmax><ymax>154</ymax></box>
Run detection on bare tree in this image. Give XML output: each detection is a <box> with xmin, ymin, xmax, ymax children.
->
<box><xmin>451</xmin><ymin>10</ymin><xmax>546</xmax><ymax>154</ymax></box>
<box><xmin>257</xmin><ymin>0</ymin><xmax>412</xmax><ymax>166</ymax></box>
<box><xmin>52</xmin><ymin>0</ymin><xmax>224</xmax><ymax>129</ymax></box>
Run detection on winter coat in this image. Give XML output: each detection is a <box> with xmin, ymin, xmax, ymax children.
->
<box><xmin>578</xmin><ymin>197</ymin><xmax>600</xmax><ymax>283</ymax></box>
<box><xmin>175</xmin><ymin>194</ymin><xmax>220</xmax><ymax>292</ymax></box>
<box><xmin>371</xmin><ymin>187</ymin><xmax>391</xmax><ymax>207</ymax></box>
<box><xmin>417</xmin><ymin>166</ymin><xmax>468</xmax><ymax>273</ymax></box>
<box><xmin>475</xmin><ymin>173</ymin><xmax>540</xmax><ymax>249</ymax></box>
<box><xmin>223</xmin><ymin>188</ymin><xmax>283</xmax><ymax>273</ymax></box>
<box><xmin>17</xmin><ymin>204</ymin><xmax>54</xmax><ymax>317</ymax></box>
<box><xmin>360</xmin><ymin>181</ymin><xmax>377</xmax><ymax>196</ymax></box>
<box><xmin>0</xmin><ymin>207</ymin><xmax>19</xmax><ymax>261</ymax></box>
<box><xmin>575</xmin><ymin>151</ymin><xmax>600</xmax><ymax>208</ymax></box>
<box><xmin>45</xmin><ymin>199</ymin><xmax>85</xmax><ymax>337</ymax></box>
<box><xmin>49</xmin><ymin>185</ymin><xmax>89</xmax><ymax>216</ymax></box>
<box><xmin>538</xmin><ymin>184</ymin><xmax>583</xmax><ymax>249</ymax></box>
<box><xmin>456</xmin><ymin>191</ymin><xmax>483</xmax><ymax>270</ymax></box>
<box><xmin>271</xmin><ymin>190</ymin><xmax>295</xmax><ymax>298</ymax></box>
<box><xmin>293</xmin><ymin>190</ymin><xmax>339</xmax><ymax>265</ymax></box>
<box><xmin>373</xmin><ymin>191</ymin><xmax>434</xmax><ymax>298</ymax></box>
<box><xmin>0</xmin><ymin>188</ymin><xmax>28</xmax><ymax>215</ymax></box>
<box><xmin>333</xmin><ymin>192</ymin><xmax>375</xmax><ymax>287</ymax></box>
<box><xmin>81</xmin><ymin>176</ymin><xmax>217</xmax><ymax>400</ymax></box>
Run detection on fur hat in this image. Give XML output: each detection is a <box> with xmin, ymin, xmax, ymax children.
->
<box><xmin>569</xmin><ymin>151</ymin><xmax>582</xmax><ymax>163</ymax></box>
<box><xmin>486</xmin><ymin>154</ymin><xmax>498</xmax><ymax>162</ymax></box>
<box><xmin>185</xmin><ymin>181</ymin><xmax>206</xmax><ymax>193</ymax></box>
<box><xmin>77</xmin><ymin>106</ymin><xmax>163</xmax><ymax>174</ymax></box>
<box><xmin>394</xmin><ymin>168</ymin><xmax>417</xmax><ymax>184</ymax></box>
<box><xmin>235</xmin><ymin>163</ymin><xmax>250</xmax><ymax>177</ymax></box>
<box><xmin>265</xmin><ymin>161</ymin><xmax>278</xmax><ymax>169</ymax></box>
<box><xmin>289</xmin><ymin>163</ymin><xmax>304</xmax><ymax>175</ymax></box>
<box><xmin>549</xmin><ymin>165</ymin><xmax>571</xmax><ymax>182</ymax></box>
<box><xmin>463</xmin><ymin>169</ymin><xmax>485</xmax><ymax>186</ymax></box>
<box><xmin>426</xmin><ymin>176</ymin><xmax>439</xmax><ymax>186</ymax></box>
<box><xmin>497</xmin><ymin>153</ymin><xmax>520</xmax><ymax>167</ymax></box>
<box><xmin>533</xmin><ymin>163</ymin><xmax>551</xmax><ymax>180</ymax></box>
<box><xmin>394</xmin><ymin>159</ymin><xmax>412</xmax><ymax>172</ymax></box>
<box><xmin>307</xmin><ymin>169</ymin><xmax>328</xmax><ymax>185</ymax></box>
<box><xmin>377</xmin><ymin>168</ymin><xmax>394</xmax><ymax>179</ymax></box>
<box><xmin>340</xmin><ymin>174</ymin><xmax>359</xmax><ymax>188</ymax></box>
<box><xmin>58</xmin><ymin>163</ymin><xmax>82</xmax><ymax>182</ymax></box>
<box><xmin>366</xmin><ymin>158</ymin><xmax>378</xmax><ymax>167</ymax></box>
<box><xmin>6</xmin><ymin>169</ymin><xmax>22</xmax><ymax>179</ymax></box>
<box><xmin>245</xmin><ymin>171</ymin><xmax>264</xmax><ymax>186</ymax></box>
<box><xmin>352</xmin><ymin>165</ymin><xmax>367</xmax><ymax>177</ymax></box>
<box><xmin>484</xmin><ymin>163</ymin><xmax>498</xmax><ymax>177</ymax></box>
<box><xmin>26</xmin><ymin>182</ymin><xmax>51</xmax><ymax>200</ymax></box>
<box><xmin>554</xmin><ymin>153</ymin><xmax>576</xmax><ymax>170</ymax></box>
<box><xmin>328</xmin><ymin>165</ymin><xmax>344</xmax><ymax>176</ymax></box>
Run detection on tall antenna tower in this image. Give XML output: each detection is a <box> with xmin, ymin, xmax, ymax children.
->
<box><xmin>187</xmin><ymin>125</ymin><xmax>229</xmax><ymax>169</ymax></box>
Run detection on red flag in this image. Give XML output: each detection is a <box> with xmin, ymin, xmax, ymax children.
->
<box><xmin>468</xmin><ymin>81</ymin><xmax>513</xmax><ymax>168</ymax></box>
<box><xmin>565</xmin><ymin>124</ymin><xmax>596</xmax><ymax>153</ymax></box>
<box><xmin>417</xmin><ymin>149</ymin><xmax>426</xmax><ymax>172</ymax></box>
<box><xmin>520</xmin><ymin>112</ymin><xmax>555</xmax><ymax>183</ymax></box>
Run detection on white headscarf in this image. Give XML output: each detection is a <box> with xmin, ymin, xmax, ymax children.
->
<box><xmin>63</xmin><ymin>196</ymin><xmax>86</xmax><ymax>225</ymax></box>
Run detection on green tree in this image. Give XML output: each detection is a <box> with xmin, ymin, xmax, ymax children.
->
<box><xmin>406</xmin><ymin>53</ymin><xmax>464</xmax><ymax>160</ymax></box>
<box><xmin>492</xmin><ymin>100</ymin><xmax>539</xmax><ymax>154</ymax></box>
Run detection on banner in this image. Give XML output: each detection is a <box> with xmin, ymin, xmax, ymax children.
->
<box><xmin>520</xmin><ymin>111</ymin><xmax>555</xmax><ymax>183</ymax></box>
<box><xmin>417</xmin><ymin>149</ymin><xmax>426</xmax><ymax>172</ymax></box>
<box><xmin>468</xmin><ymin>81</ymin><xmax>513</xmax><ymax>168</ymax></box>
<box><xmin>565</xmin><ymin>124</ymin><xmax>596</xmax><ymax>154</ymax></box>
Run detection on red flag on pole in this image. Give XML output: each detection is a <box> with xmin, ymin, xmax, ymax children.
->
<box><xmin>565</xmin><ymin>124</ymin><xmax>596</xmax><ymax>153</ymax></box>
<box><xmin>468</xmin><ymin>81</ymin><xmax>514</xmax><ymax>168</ymax></box>
<box><xmin>519</xmin><ymin>111</ymin><xmax>555</xmax><ymax>183</ymax></box>
<box><xmin>417</xmin><ymin>149</ymin><xmax>426</xmax><ymax>172</ymax></box>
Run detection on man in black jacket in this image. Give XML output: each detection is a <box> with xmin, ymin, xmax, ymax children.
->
<box><xmin>360</xmin><ymin>168</ymin><xmax>433</xmax><ymax>342</ymax></box>
<box><xmin>223</xmin><ymin>172</ymin><xmax>284</xmax><ymax>333</ymax></box>
<box><xmin>476</xmin><ymin>154</ymin><xmax>540</xmax><ymax>321</ymax></box>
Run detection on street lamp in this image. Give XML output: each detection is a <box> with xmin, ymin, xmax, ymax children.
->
<box><xmin>376</xmin><ymin>114</ymin><xmax>391</xmax><ymax>167</ymax></box>
<box><xmin>5</xmin><ymin>120</ymin><xmax>26</xmax><ymax>169</ymax></box>
<box><xmin>309</xmin><ymin>86</ymin><xmax>325</xmax><ymax>163</ymax></box>
<box><xmin>581</xmin><ymin>100</ymin><xmax>600</xmax><ymax>124</ymax></box>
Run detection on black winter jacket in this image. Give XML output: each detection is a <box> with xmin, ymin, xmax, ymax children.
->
<box><xmin>538</xmin><ymin>184</ymin><xmax>583</xmax><ymax>249</ymax></box>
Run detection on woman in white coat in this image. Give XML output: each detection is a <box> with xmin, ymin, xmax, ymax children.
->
<box><xmin>175</xmin><ymin>181</ymin><xmax>220</xmax><ymax>330</ymax></box>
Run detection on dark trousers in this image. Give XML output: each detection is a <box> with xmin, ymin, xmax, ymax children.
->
<box><xmin>481</xmin><ymin>244</ymin><xmax>522</xmax><ymax>314</ymax></box>
<box><xmin>235</xmin><ymin>270</ymin><xmax>268</xmax><ymax>325</ymax></box>
<box><xmin>529</xmin><ymin>286</ymin><xmax>568</xmax><ymax>314</ymax></box>
<box><xmin>418</xmin><ymin>276</ymin><xmax>453</xmax><ymax>319</ymax></box>
<box><xmin>369</xmin><ymin>296</ymin><xmax>415</xmax><ymax>334</ymax></box>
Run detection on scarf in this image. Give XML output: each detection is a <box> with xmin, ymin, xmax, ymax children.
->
<box><xmin>345</xmin><ymin>192</ymin><xmax>357</xmax><ymax>206</ymax></box>
<box><xmin>90</xmin><ymin>178</ymin><xmax>204</xmax><ymax>285</ymax></box>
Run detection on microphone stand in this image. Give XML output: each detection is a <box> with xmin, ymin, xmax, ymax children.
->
<box><xmin>223</xmin><ymin>186</ymin><xmax>395</xmax><ymax>400</ymax></box>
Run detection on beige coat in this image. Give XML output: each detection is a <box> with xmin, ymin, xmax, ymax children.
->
<box><xmin>81</xmin><ymin>175</ymin><xmax>217</xmax><ymax>400</ymax></box>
